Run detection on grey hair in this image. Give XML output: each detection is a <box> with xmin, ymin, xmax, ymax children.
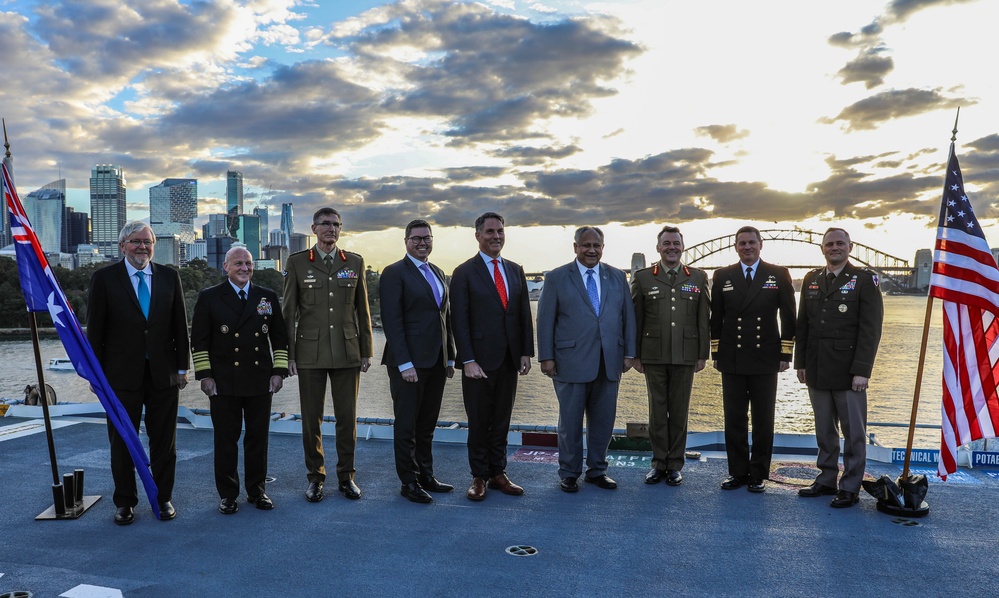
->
<box><xmin>574</xmin><ymin>226</ymin><xmax>604</xmax><ymax>243</ymax></box>
<box><xmin>118</xmin><ymin>221</ymin><xmax>154</xmax><ymax>243</ymax></box>
<box><xmin>224</xmin><ymin>246</ymin><xmax>253</xmax><ymax>263</ymax></box>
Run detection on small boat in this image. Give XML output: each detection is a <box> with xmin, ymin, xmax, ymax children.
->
<box><xmin>47</xmin><ymin>357</ymin><xmax>75</xmax><ymax>371</ymax></box>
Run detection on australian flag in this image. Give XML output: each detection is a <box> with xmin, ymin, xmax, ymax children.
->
<box><xmin>2</xmin><ymin>158</ymin><xmax>161</xmax><ymax>517</ymax></box>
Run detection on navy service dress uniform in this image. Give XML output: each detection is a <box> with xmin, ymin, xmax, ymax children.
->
<box><xmin>794</xmin><ymin>264</ymin><xmax>882</xmax><ymax>495</ymax></box>
<box><xmin>631</xmin><ymin>262</ymin><xmax>710</xmax><ymax>474</ymax></box>
<box><xmin>191</xmin><ymin>282</ymin><xmax>289</xmax><ymax>502</ymax></box>
<box><xmin>710</xmin><ymin>261</ymin><xmax>795</xmax><ymax>484</ymax></box>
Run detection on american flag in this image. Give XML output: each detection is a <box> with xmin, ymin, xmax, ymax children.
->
<box><xmin>928</xmin><ymin>147</ymin><xmax>999</xmax><ymax>478</ymax></box>
<box><xmin>2</xmin><ymin>159</ymin><xmax>162</xmax><ymax>517</ymax></box>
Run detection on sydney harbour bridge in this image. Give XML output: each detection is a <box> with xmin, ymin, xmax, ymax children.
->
<box><xmin>527</xmin><ymin>229</ymin><xmax>917</xmax><ymax>292</ymax></box>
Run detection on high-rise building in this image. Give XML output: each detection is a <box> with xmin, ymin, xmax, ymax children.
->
<box><xmin>207</xmin><ymin>236</ymin><xmax>234</xmax><ymax>271</ymax></box>
<box><xmin>280</xmin><ymin>203</ymin><xmax>294</xmax><ymax>251</ymax></box>
<box><xmin>290</xmin><ymin>232</ymin><xmax>310</xmax><ymax>254</ymax></box>
<box><xmin>90</xmin><ymin>165</ymin><xmax>127</xmax><ymax>259</ymax></box>
<box><xmin>64</xmin><ymin>206</ymin><xmax>90</xmax><ymax>253</ymax></box>
<box><xmin>149</xmin><ymin>178</ymin><xmax>198</xmax><ymax>245</ymax></box>
<box><xmin>252</xmin><ymin>206</ymin><xmax>268</xmax><ymax>243</ymax></box>
<box><xmin>235</xmin><ymin>214</ymin><xmax>261</xmax><ymax>258</ymax></box>
<box><xmin>23</xmin><ymin>179</ymin><xmax>66</xmax><ymax>254</ymax></box>
<box><xmin>203</xmin><ymin>213</ymin><xmax>228</xmax><ymax>239</ymax></box>
<box><xmin>226</xmin><ymin>170</ymin><xmax>243</xmax><ymax>216</ymax></box>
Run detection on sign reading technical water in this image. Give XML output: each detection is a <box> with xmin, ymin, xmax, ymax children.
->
<box><xmin>891</xmin><ymin>448</ymin><xmax>939</xmax><ymax>465</ymax></box>
<box><xmin>971</xmin><ymin>452</ymin><xmax>999</xmax><ymax>469</ymax></box>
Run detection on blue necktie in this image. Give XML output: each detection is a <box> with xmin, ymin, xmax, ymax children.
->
<box><xmin>420</xmin><ymin>263</ymin><xmax>442</xmax><ymax>308</ymax></box>
<box><xmin>136</xmin><ymin>271</ymin><xmax>150</xmax><ymax>319</ymax></box>
<box><xmin>586</xmin><ymin>268</ymin><xmax>600</xmax><ymax>316</ymax></box>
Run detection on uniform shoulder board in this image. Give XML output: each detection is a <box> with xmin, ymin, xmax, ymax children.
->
<box><xmin>344</xmin><ymin>250</ymin><xmax>363</xmax><ymax>259</ymax></box>
<box><xmin>289</xmin><ymin>249</ymin><xmax>309</xmax><ymax>257</ymax></box>
<box><xmin>808</xmin><ymin>267</ymin><xmax>823</xmax><ymax>276</ymax></box>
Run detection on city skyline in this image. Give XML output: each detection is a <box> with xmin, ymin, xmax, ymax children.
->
<box><xmin>3</xmin><ymin>1</ymin><xmax>999</xmax><ymax>272</ymax></box>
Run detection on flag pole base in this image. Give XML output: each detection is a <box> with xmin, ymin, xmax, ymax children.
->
<box><xmin>35</xmin><ymin>495</ymin><xmax>101</xmax><ymax>520</ymax></box>
<box><xmin>875</xmin><ymin>500</ymin><xmax>930</xmax><ymax>518</ymax></box>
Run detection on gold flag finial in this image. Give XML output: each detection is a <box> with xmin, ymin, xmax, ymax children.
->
<box><xmin>2</xmin><ymin>118</ymin><xmax>10</xmax><ymax>159</ymax></box>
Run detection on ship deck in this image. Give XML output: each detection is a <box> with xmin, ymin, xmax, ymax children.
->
<box><xmin>1</xmin><ymin>411</ymin><xmax>996</xmax><ymax>597</ymax></box>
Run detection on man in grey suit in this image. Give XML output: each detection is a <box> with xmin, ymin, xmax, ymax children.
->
<box><xmin>537</xmin><ymin>226</ymin><xmax>637</xmax><ymax>493</ymax></box>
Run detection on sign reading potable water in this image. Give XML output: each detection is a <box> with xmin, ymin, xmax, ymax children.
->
<box><xmin>971</xmin><ymin>451</ymin><xmax>999</xmax><ymax>469</ymax></box>
<box><xmin>891</xmin><ymin>448</ymin><xmax>939</xmax><ymax>465</ymax></box>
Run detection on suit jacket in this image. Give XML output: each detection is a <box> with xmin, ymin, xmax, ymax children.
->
<box><xmin>793</xmin><ymin>263</ymin><xmax>883</xmax><ymax>389</ymax></box>
<box><xmin>536</xmin><ymin>261</ymin><xmax>637</xmax><ymax>383</ymax></box>
<box><xmin>631</xmin><ymin>262</ymin><xmax>710</xmax><ymax>365</ymax></box>
<box><xmin>190</xmin><ymin>282</ymin><xmax>290</xmax><ymax>396</ymax></box>
<box><xmin>710</xmin><ymin>260</ymin><xmax>795</xmax><ymax>375</ymax></box>
<box><xmin>379</xmin><ymin>257</ymin><xmax>456</xmax><ymax>369</ymax></box>
<box><xmin>450</xmin><ymin>254</ymin><xmax>534</xmax><ymax>370</ymax></box>
<box><xmin>282</xmin><ymin>247</ymin><xmax>373</xmax><ymax>368</ymax></box>
<box><xmin>87</xmin><ymin>260</ymin><xmax>190</xmax><ymax>391</ymax></box>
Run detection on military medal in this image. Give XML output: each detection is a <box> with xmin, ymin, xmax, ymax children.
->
<box><xmin>839</xmin><ymin>304</ymin><xmax>848</xmax><ymax>313</ymax></box>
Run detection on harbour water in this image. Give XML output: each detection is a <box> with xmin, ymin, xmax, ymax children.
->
<box><xmin>1</xmin><ymin>295</ymin><xmax>942</xmax><ymax>449</ymax></box>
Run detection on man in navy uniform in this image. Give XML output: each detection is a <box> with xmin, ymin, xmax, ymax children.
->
<box><xmin>191</xmin><ymin>246</ymin><xmax>289</xmax><ymax>514</ymax></box>
<box><xmin>710</xmin><ymin>226</ymin><xmax>795</xmax><ymax>493</ymax></box>
<box><xmin>794</xmin><ymin>228</ymin><xmax>883</xmax><ymax>508</ymax></box>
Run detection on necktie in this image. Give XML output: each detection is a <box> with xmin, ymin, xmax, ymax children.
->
<box><xmin>492</xmin><ymin>259</ymin><xmax>508</xmax><ymax>310</ymax></box>
<box><xmin>239</xmin><ymin>289</ymin><xmax>247</xmax><ymax>303</ymax></box>
<box><xmin>136</xmin><ymin>271</ymin><xmax>150</xmax><ymax>319</ymax></box>
<box><xmin>586</xmin><ymin>269</ymin><xmax>600</xmax><ymax>316</ymax></box>
<box><xmin>420</xmin><ymin>263</ymin><xmax>442</xmax><ymax>308</ymax></box>
<box><xmin>745</xmin><ymin>266</ymin><xmax>753</xmax><ymax>285</ymax></box>
<box><xmin>324</xmin><ymin>255</ymin><xmax>332</xmax><ymax>270</ymax></box>
<box><xmin>667</xmin><ymin>269</ymin><xmax>677</xmax><ymax>284</ymax></box>
<box><xmin>826</xmin><ymin>271</ymin><xmax>836</xmax><ymax>288</ymax></box>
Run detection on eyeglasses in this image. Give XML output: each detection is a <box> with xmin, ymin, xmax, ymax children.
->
<box><xmin>314</xmin><ymin>221</ymin><xmax>342</xmax><ymax>229</ymax></box>
<box><xmin>125</xmin><ymin>239</ymin><xmax>155</xmax><ymax>247</ymax></box>
<box><xmin>407</xmin><ymin>235</ymin><xmax>433</xmax><ymax>244</ymax></box>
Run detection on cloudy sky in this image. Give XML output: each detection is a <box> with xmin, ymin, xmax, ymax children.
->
<box><xmin>2</xmin><ymin>0</ymin><xmax>997</xmax><ymax>271</ymax></box>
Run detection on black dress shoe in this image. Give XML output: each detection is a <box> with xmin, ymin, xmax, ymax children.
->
<box><xmin>799</xmin><ymin>482</ymin><xmax>838</xmax><ymax>497</ymax></box>
<box><xmin>747</xmin><ymin>478</ymin><xmax>766</xmax><ymax>493</ymax></box>
<box><xmin>305</xmin><ymin>481</ymin><xmax>324</xmax><ymax>503</ymax></box>
<box><xmin>248</xmin><ymin>493</ymin><xmax>274</xmax><ymax>510</ymax></box>
<box><xmin>219</xmin><ymin>498</ymin><xmax>239</xmax><ymax>515</ymax></box>
<box><xmin>559</xmin><ymin>477</ymin><xmax>579</xmax><ymax>493</ymax></box>
<box><xmin>401</xmin><ymin>481</ymin><xmax>433</xmax><ymax>504</ymax></box>
<box><xmin>158</xmin><ymin>501</ymin><xmax>176</xmax><ymax>520</ymax></box>
<box><xmin>665</xmin><ymin>470</ymin><xmax>684</xmax><ymax>486</ymax></box>
<box><xmin>418</xmin><ymin>476</ymin><xmax>454</xmax><ymax>493</ymax></box>
<box><xmin>645</xmin><ymin>468</ymin><xmax>666</xmax><ymax>484</ymax></box>
<box><xmin>114</xmin><ymin>506</ymin><xmax>134</xmax><ymax>525</ymax></box>
<box><xmin>584</xmin><ymin>474</ymin><xmax>618</xmax><ymax>489</ymax></box>
<box><xmin>831</xmin><ymin>490</ymin><xmax>859</xmax><ymax>508</ymax></box>
<box><xmin>720</xmin><ymin>476</ymin><xmax>744</xmax><ymax>490</ymax></box>
<box><xmin>338</xmin><ymin>480</ymin><xmax>361</xmax><ymax>500</ymax></box>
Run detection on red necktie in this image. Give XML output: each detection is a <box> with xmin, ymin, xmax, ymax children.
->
<box><xmin>492</xmin><ymin>259</ymin><xmax>508</xmax><ymax>310</ymax></box>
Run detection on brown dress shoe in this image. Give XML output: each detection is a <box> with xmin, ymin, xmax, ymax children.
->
<box><xmin>487</xmin><ymin>473</ymin><xmax>525</xmax><ymax>496</ymax></box>
<box><xmin>467</xmin><ymin>478</ymin><xmax>487</xmax><ymax>501</ymax></box>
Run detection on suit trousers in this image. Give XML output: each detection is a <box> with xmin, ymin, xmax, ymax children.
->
<box><xmin>462</xmin><ymin>353</ymin><xmax>518</xmax><ymax>478</ymax></box>
<box><xmin>808</xmin><ymin>387</ymin><xmax>868</xmax><ymax>493</ymax></box>
<box><xmin>209</xmin><ymin>392</ymin><xmax>273</xmax><ymax>500</ymax></box>
<box><xmin>644</xmin><ymin>363</ymin><xmax>695</xmax><ymax>471</ymax></box>
<box><xmin>107</xmin><ymin>361</ymin><xmax>179</xmax><ymax>508</ymax></box>
<box><xmin>297</xmin><ymin>367</ymin><xmax>359</xmax><ymax>483</ymax></box>
<box><xmin>388</xmin><ymin>357</ymin><xmax>447</xmax><ymax>484</ymax></box>
<box><xmin>554</xmin><ymin>358</ymin><xmax>619</xmax><ymax>480</ymax></box>
<box><xmin>721</xmin><ymin>372</ymin><xmax>777</xmax><ymax>480</ymax></box>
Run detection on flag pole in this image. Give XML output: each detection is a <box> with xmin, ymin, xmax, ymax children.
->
<box><xmin>3</xmin><ymin>121</ymin><xmax>93</xmax><ymax>519</ymax></box>
<box><xmin>901</xmin><ymin>110</ymin><xmax>959</xmax><ymax>481</ymax></box>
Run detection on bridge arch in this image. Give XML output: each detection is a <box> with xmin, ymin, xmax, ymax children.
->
<box><xmin>684</xmin><ymin>229</ymin><xmax>912</xmax><ymax>289</ymax></box>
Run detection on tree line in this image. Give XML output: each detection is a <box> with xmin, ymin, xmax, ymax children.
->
<box><xmin>0</xmin><ymin>257</ymin><xmax>381</xmax><ymax>329</ymax></box>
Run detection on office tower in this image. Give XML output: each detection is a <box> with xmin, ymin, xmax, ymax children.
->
<box><xmin>235</xmin><ymin>214</ymin><xmax>261</xmax><ymax>258</ymax></box>
<box><xmin>64</xmin><ymin>206</ymin><xmax>90</xmax><ymax>253</ymax></box>
<box><xmin>280</xmin><ymin>203</ymin><xmax>294</xmax><ymax>251</ymax></box>
<box><xmin>149</xmin><ymin>178</ymin><xmax>198</xmax><ymax>245</ymax></box>
<box><xmin>253</xmin><ymin>206</ymin><xmax>268</xmax><ymax>243</ymax></box>
<box><xmin>23</xmin><ymin>179</ymin><xmax>66</xmax><ymax>254</ymax></box>
<box><xmin>290</xmin><ymin>232</ymin><xmax>310</xmax><ymax>254</ymax></box>
<box><xmin>187</xmin><ymin>238</ymin><xmax>207</xmax><ymax>263</ymax></box>
<box><xmin>90</xmin><ymin>165</ymin><xmax>127</xmax><ymax>258</ymax></box>
<box><xmin>203</xmin><ymin>213</ymin><xmax>228</xmax><ymax>238</ymax></box>
<box><xmin>226</xmin><ymin>170</ymin><xmax>243</xmax><ymax>216</ymax></box>
<box><xmin>207</xmin><ymin>236</ymin><xmax>234</xmax><ymax>271</ymax></box>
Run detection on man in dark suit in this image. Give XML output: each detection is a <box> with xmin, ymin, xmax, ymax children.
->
<box><xmin>795</xmin><ymin>228</ymin><xmax>883</xmax><ymax>508</ymax></box>
<box><xmin>450</xmin><ymin>212</ymin><xmax>534</xmax><ymax>501</ymax></box>
<box><xmin>537</xmin><ymin>226</ymin><xmax>636</xmax><ymax>493</ymax></box>
<box><xmin>380</xmin><ymin>219</ymin><xmax>456</xmax><ymax>504</ymax></box>
<box><xmin>282</xmin><ymin>207</ymin><xmax>373</xmax><ymax>503</ymax></box>
<box><xmin>191</xmin><ymin>247</ymin><xmax>289</xmax><ymax>515</ymax></box>
<box><xmin>710</xmin><ymin>225</ymin><xmax>795</xmax><ymax>493</ymax></box>
<box><xmin>631</xmin><ymin>225</ymin><xmax>710</xmax><ymax>487</ymax></box>
<box><xmin>87</xmin><ymin>221</ymin><xmax>190</xmax><ymax>525</ymax></box>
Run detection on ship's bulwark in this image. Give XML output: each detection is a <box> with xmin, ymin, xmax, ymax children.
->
<box><xmin>0</xmin><ymin>416</ymin><xmax>994</xmax><ymax>596</ymax></box>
